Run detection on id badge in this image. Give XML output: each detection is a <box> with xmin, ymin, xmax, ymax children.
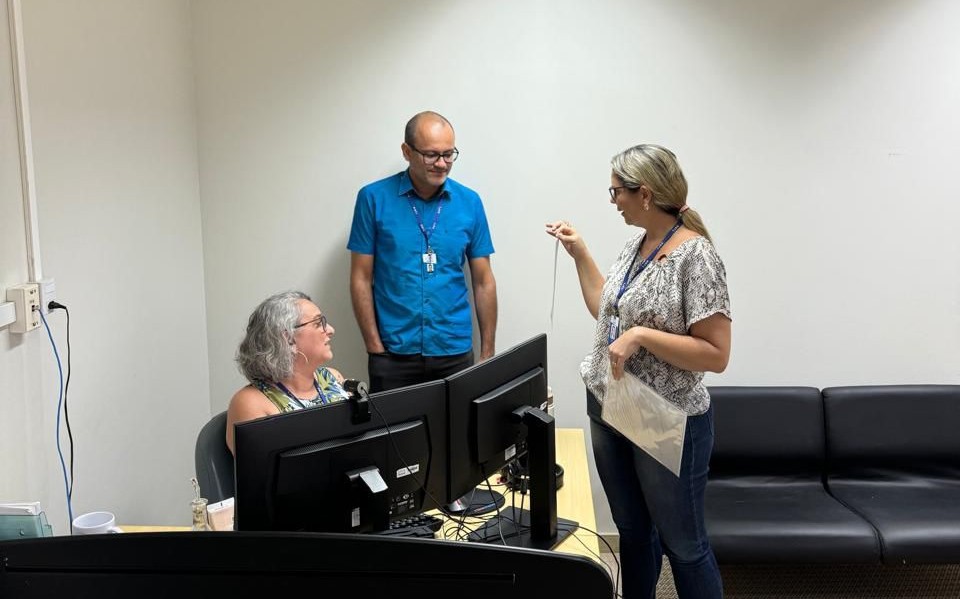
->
<box><xmin>607</xmin><ymin>315</ymin><xmax>620</xmax><ymax>344</ymax></box>
<box><xmin>422</xmin><ymin>251</ymin><xmax>437</xmax><ymax>273</ymax></box>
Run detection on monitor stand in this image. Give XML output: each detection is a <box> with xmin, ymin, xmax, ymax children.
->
<box><xmin>467</xmin><ymin>507</ymin><xmax>578</xmax><ymax>551</ymax></box>
<box><xmin>445</xmin><ymin>487</ymin><xmax>506</xmax><ymax>517</ymax></box>
<box><xmin>468</xmin><ymin>406</ymin><xmax>579</xmax><ymax>551</ymax></box>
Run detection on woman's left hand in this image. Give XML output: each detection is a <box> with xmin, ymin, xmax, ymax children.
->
<box><xmin>608</xmin><ymin>327</ymin><xmax>645</xmax><ymax>380</ymax></box>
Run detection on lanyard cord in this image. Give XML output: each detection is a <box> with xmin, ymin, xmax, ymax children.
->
<box><xmin>275</xmin><ymin>378</ymin><xmax>324</xmax><ymax>408</ymax></box>
<box><xmin>615</xmin><ymin>219</ymin><xmax>683</xmax><ymax>308</ymax></box>
<box><xmin>408</xmin><ymin>198</ymin><xmax>443</xmax><ymax>248</ymax></box>
<box><xmin>549</xmin><ymin>237</ymin><xmax>560</xmax><ymax>330</ymax></box>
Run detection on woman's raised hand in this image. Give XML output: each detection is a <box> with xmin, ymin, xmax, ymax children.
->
<box><xmin>546</xmin><ymin>219</ymin><xmax>604</xmax><ymax>318</ymax></box>
<box><xmin>545</xmin><ymin>220</ymin><xmax>585</xmax><ymax>259</ymax></box>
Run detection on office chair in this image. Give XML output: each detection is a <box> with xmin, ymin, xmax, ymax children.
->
<box><xmin>194</xmin><ymin>411</ymin><xmax>234</xmax><ymax>503</ymax></box>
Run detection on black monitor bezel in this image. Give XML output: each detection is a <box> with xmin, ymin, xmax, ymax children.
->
<box><xmin>0</xmin><ymin>532</ymin><xmax>614</xmax><ymax>596</ymax></box>
<box><xmin>445</xmin><ymin>334</ymin><xmax>548</xmax><ymax>503</ymax></box>
<box><xmin>233</xmin><ymin>379</ymin><xmax>447</xmax><ymax>532</ymax></box>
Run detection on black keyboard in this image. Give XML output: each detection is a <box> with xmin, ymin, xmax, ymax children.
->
<box><xmin>372</xmin><ymin>513</ymin><xmax>443</xmax><ymax>538</ymax></box>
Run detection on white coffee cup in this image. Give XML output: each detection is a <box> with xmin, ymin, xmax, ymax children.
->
<box><xmin>72</xmin><ymin>511</ymin><xmax>123</xmax><ymax>535</ymax></box>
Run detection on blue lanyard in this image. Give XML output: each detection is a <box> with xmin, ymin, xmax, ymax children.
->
<box><xmin>408</xmin><ymin>199</ymin><xmax>443</xmax><ymax>249</ymax></box>
<box><xmin>275</xmin><ymin>378</ymin><xmax>325</xmax><ymax>408</ymax></box>
<box><xmin>615</xmin><ymin>219</ymin><xmax>683</xmax><ymax>308</ymax></box>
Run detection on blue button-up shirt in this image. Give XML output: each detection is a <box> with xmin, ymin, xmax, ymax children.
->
<box><xmin>347</xmin><ymin>171</ymin><xmax>495</xmax><ymax>356</ymax></box>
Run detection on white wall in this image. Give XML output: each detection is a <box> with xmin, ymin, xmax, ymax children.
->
<box><xmin>0</xmin><ymin>0</ymin><xmax>54</xmax><ymax>529</ymax></box>
<box><xmin>4</xmin><ymin>0</ymin><xmax>958</xmax><ymax>536</ymax></box>
<box><xmin>193</xmin><ymin>0</ymin><xmax>960</xmax><ymax>533</ymax></box>
<box><xmin>0</xmin><ymin>0</ymin><xmax>210</xmax><ymax>530</ymax></box>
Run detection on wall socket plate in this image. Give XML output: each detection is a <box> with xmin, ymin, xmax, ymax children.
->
<box><xmin>39</xmin><ymin>278</ymin><xmax>56</xmax><ymax>315</ymax></box>
<box><xmin>6</xmin><ymin>283</ymin><xmax>41</xmax><ymax>333</ymax></box>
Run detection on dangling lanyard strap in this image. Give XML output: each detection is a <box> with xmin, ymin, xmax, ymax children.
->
<box><xmin>275</xmin><ymin>378</ymin><xmax>324</xmax><ymax>408</ymax></box>
<box><xmin>608</xmin><ymin>219</ymin><xmax>683</xmax><ymax>345</ymax></box>
<box><xmin>408</xmin><ymin>199</ymin><xmax>443</xmax><ymax>248</ymax></box>
<box><xmin>409</xmin><ymin>198</ymin><xmax>443</xmax><ymax>272</ymax></box>
<box><xmin>615</xmin><ymin>219</ymin><xmax>683</xmax><ymax>308</ymax></box>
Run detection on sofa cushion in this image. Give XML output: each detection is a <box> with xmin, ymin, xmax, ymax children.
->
<box><xmin>706</xmin><ymin>386</ymin><xmax>880</xmax><ymax>563</ymax></box>
<box><xmin>823</xmin><ymin>385</ymin><xmax>960</xmax><ymax>470</ymax></box>
<box><xmin>823</xmin><ymin>385</ymin><xmax>960</xmax><ymax>563</ymax></box>
<box><xmin>827</xmin><ymin>481</ymin><xmax>960</xmax><ymax>564</ymax></box>
<box><xmin>706</xmin><ymin>479</ymin><xmax>881</xmax><ymax>563</ymax></box>
<box><xmin>709</xmin><ymin>386</ymin><xmax>825</xmax><ymax>476</ymax></box>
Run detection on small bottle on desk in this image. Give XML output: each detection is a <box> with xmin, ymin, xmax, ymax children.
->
<box><xmin>190</xmin><ymin>477</ymin><xmax>210</xmax><ymax>531</ymax></box>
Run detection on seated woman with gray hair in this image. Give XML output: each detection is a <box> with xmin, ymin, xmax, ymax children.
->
<box><xmin>226</xmin><ymin>290</ymin><xmax>350</xmax><ymax>454</ymax></box>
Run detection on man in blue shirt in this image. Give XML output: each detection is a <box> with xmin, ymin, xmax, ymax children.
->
<box><xmin>347</xmin><ymin>111</ymin><xmax>498</xmax><ymax>392</ymax></box>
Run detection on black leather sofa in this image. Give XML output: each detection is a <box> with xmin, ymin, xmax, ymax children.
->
<box><xmin>704</xmin><ymin>385</ymin><xmax>960</xmax><ymax>565</ymax></box>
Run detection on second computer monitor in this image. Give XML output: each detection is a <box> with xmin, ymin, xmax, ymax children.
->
<box><xmin>234</xmin><ymin>380</ymin><xmax>447</xmax><ymax>534</ymax></box>
<box><xmin>445</xmin><ymin>334</ymin><xmax>548</xmax><ymax>503</ymax></box>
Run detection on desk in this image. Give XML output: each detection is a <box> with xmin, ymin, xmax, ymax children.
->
<box><xmin>123</xmin><ymin>428</ymin><xmax>599</xmax><ymax>560</ymax></box>
<box><xmin>120</xmin><ymin>525</ymin><xmax>191</xmax><ymax>533</ymax></box>
<box><xmin>431</xmin><ymin>427</ymin><xmax>600</xmax><ymax>560</ymax></box>
<box><xmin>553</xmin><ymin>427</ymin><xmax>600</xmax><ymax>559</ymax></box>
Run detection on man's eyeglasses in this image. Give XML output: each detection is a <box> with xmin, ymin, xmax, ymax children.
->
<box><xmin>408</xmin><ymin>145</ymin><xmax>460</xmax><ymax>165</ymax></box>
<box><xmin>294</xmin><ymin>314</ymin><xmax>328</xmax><ymax>332</ymax></box>
<box><xmin>608</xmin><ymin>185</ymin><xmax>638</xmax><ymax>200</ymax></box>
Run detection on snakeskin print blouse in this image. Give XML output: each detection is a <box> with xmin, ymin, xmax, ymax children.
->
<box><xmin>580</xmin><ymin>232</ymin><xmax>731</xmax><ymax>415</ymax></box>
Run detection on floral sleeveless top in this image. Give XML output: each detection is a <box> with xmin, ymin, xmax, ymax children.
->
<box><xmin>254</xmin><ymin>366</ymin><xmax>349</xmax><ymax>412</ymax></box>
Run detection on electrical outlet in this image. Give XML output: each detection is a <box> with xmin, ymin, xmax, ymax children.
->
<box><xmin>6</xmin><ymin>283</ymin><xmax>41</xmax><ymax>333</ymax></box>
<box><xmin>39</xmin><ymin>278</ymin><xmax>56</xmax><ymax>314</ymax></box>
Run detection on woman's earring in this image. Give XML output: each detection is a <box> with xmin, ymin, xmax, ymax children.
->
<box><xmin>644</xmin><ymin>203</ymin><xmax>650</xmax><ymax>211</ymax></box>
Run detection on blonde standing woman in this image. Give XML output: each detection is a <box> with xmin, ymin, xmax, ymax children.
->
<box><xmin>547</xmin><ymin>144</ymin><xmax>731</xmax><ymax>599</ymax></box>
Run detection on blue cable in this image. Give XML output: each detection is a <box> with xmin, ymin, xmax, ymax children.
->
<box><xmin>40</xmin><ymin>309</ymin><xmax>73</xmax><ymax>529</ymax></box>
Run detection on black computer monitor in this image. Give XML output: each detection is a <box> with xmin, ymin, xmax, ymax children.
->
<box><xmin>0</xmin><ymin>532</ymin><xmax>615</xmax><ymax>598</ymax></box>
<box><xmin>233</xmin><ymin>380</ymin><xmax>447</xmax><ymax>534</ymax></box>
<box><xmin>445</xmin><ymin>334</ymin><xmax>577</xmax><ymax>549</ymax></box>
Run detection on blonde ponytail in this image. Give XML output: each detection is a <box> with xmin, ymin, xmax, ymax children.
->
<box><xmin>680</xmin><ymin>207</ymin><xmax>711</xmax><ymax>243</ymax></box>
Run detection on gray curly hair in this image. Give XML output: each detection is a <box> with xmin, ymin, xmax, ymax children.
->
<box><xmin>236</xmin><ymin>290</ymin><xmax>311</xmax><ymax>383</ymax></box>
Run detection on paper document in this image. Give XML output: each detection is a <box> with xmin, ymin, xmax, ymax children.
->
<box><xmin>207</xmin><ymin>497</ymin><xmax>235</xmax><ymax>531</ymax></box>
<box><xmin>600</xmin><ymin>365</ymin><xmax>687</xmax><ymax>476</ymax></box>
<box><xmin>0</xmin><ymin>501</ymin><xmax>42</xmax><ymax>516</ymax></box>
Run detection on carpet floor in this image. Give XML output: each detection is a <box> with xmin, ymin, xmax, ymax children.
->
<box><xmin>597</xmin><ymin>555</ymin><xmax>960</xmax><ymax>598</ymax></box>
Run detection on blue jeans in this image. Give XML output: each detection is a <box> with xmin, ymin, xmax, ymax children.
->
<box><xmin>589</xmin><ymin>391</ymin><xmax>722</xmax><ymax>599</ymax></box>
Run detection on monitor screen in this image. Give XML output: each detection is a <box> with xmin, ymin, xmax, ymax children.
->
<box><xmin>233</xmin><ymin>380</ymin><xmax>447</xmax><ymax>533</ymax></box>
<box><xmin>445</xmin><ymin>334</ymin><xmax>549</xmax><ymax>504</ymax></box>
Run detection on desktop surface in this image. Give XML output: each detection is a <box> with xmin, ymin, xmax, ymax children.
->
<box><xmin>122</xmin><ymin>428</ymin><xmax>601</xmax><ymax>561</ymax></box>
<box><xmin>435</xmin><ymin>428</ymin><xmax>600</xmax><ymax>558</ymax></box>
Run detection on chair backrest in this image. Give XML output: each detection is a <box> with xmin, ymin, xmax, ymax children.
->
<box><xmin>708</xmin><ymin>386</ymin><xmax>825</xmax><ymax>477</ymax></box>
<box><xmin>195</xmin><ymin>411</ymin><xmax>235</xmax><ymax>503</ymax></box>
<box><xmin>823</xmin><ymin>385</ymin><xmax>960</xmax><ymax>478</ymax></box>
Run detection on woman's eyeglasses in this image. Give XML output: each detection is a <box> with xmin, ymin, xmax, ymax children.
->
<box><xmin>294</xmin><ymin>314</ymin><xmax>328</xmax><ymax>332</ymax></box>
<box><xmin>608</xmin><ymin>185</ymin><xmax>638</xmax><ymax>200</ymax></box>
